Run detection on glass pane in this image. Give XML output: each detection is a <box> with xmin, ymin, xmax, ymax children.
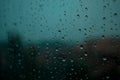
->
<box><xmin>0</xmin><ymin>0</ymin><xmax>120</xmax><ymax>80</ymax></box>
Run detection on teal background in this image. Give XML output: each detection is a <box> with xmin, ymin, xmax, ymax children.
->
<box><xmin>0</xmin><ymin>0</ymin><xmax>120</xmax><ymax>44</ymax></box>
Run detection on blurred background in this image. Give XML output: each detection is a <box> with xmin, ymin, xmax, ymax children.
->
<box><xmin>0</xmin><ymin>0</ymin><xmax>120</xmax><ymax>80</ymax></box>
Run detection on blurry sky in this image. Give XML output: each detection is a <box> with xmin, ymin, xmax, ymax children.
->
<box><xmin>0</xmin><ymin>0</ymin><xmax>120</xmax><ymax>44</ymax></box>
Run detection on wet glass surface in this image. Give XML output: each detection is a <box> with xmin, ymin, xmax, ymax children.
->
<box><xmin>0</xmin><ymin>0</ymin><xmax>120</xmax><ymax>80</ymax></box>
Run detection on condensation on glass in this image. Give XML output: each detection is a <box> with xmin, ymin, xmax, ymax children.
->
<box><xmin>0</xmin><ymin>0</ymin><xmax>120</xmax><ymax>80</ymax></box>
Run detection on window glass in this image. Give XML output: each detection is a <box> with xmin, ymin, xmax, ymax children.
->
<box><xmin>0</xmin><ymin>0</ymin><xmax>120</xmax><ymax>80</ymax></box>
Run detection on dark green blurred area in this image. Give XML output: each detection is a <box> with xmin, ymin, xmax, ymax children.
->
<box><xmin>0</xmin><ymin>33</ymin><xmax>120</xmax><ymax>80</ymax></box>
<box><xmin>0</xmin><ymin>33</ymin><xmax>87</xmax><ymax>80</ymax></box>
